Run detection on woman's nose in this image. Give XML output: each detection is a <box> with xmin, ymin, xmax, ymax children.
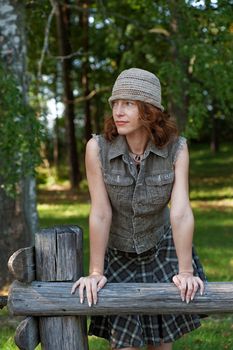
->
<box><xmin>114</xmin><ymin>103</ymin><xmax>124</xmax><ymax>116</ymax></box>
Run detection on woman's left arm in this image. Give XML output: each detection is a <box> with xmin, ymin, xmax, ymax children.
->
<box><xmin>170</xmin><ymin>142</ymin><xmax>204</xmax><ymax>303</ymax></box>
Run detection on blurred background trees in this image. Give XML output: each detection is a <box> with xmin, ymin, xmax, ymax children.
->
<box><xmin>1</xmin><ymin>0</ymin><xmax>233</xmax><ymax>192</ymax></box>
<box><xmin>0</xmin><ymin>0</ymin><xmax>232</xmax><ymax>284</ymax></box>
<box><xmin>24</xmin><ymin>0</ymin><xmax>233</xmax><ymax>188</ymax></box>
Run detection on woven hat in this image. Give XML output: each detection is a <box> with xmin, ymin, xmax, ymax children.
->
<box><xmin>108</xmin><ymin>68</ymin><xmax>164</xmax><ymax>111</ymax></box>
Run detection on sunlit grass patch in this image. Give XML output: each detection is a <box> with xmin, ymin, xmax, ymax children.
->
<box><xmin>190</xmin><ymin>184</ymin><xmax>233</xmax><ymax>200</ymax></box>
<box><xmin>38</xmin><ymin>202</ymin><xmax>90</xmax><ymax>220</ymax></box>
<box><xmin>89</xmin><ymin>336</ymin><xmax>110</xmax><ymax>350</ymax></box>
<box><xmin>192</xmin><ymin>204</ymin><xmax>233</xmax><ymax>281</ymax></box>
<box><xmin>0</xmin><ymin>308</ymin><xmax>22</xmax><ymax>350</ymax></box>
<box><xmin>0</xmin><ymin>328</ymin><xmax>17</xmax><ymax>350</ymax></box>
<box><xmin>189</xmin><ymin>143</ymin><xmax>233</xmax><ymax>201</ymax></box>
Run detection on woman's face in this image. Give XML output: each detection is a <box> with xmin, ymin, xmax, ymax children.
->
<box><xmin>112</xmin><ymin>99</ymin><xmax>143</xmax><ymax>136</ymax></box>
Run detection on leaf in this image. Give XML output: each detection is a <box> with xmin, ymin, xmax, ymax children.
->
<box><xmin>149</xmin><ymin>27</ymin><xmax>170</xmax><ymax>37</ymax></box>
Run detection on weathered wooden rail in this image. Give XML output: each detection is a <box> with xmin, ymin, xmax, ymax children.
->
<box><xmin>8</xmin><ymin>281</ymin><xmax>233</xmax><ymax>316</ymax></box>
<box><xmin>4</xmin><ymin>225</ymin><xmax>233</xmax><ymax>350</ymax></box>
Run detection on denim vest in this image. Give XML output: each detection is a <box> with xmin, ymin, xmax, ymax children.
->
<box><xmin>93</xmin><ymin>134</ymin><xmax>186</xmax><ymax>254</ymax></box>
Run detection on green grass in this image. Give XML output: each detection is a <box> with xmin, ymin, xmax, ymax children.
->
<box><xmin>193</xmin><ymin>206</ymin><xmax>233</xmax><ymax>281</ymax></box>
<box><xmin>174</xmin><ymin>316</ymin><xmax>233</xmax><ymax>350</ymax></box>
<box><xmin>1</xmin><ymin>142</ymin><xmax>233</xmax><ymax>349</ymax></box>
<box><xmin>189</xmin><ymin>143</ymin><xmax>233</xmax><ymax>200</ymax></box>
<box><xmin>0</xmin><ymin>308</ymin><xmax>22</xmax><ymax>350</ymax></box>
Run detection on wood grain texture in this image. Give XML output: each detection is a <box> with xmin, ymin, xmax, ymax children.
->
<box><xmin>35</xmin><ymin>226</ymin><xmax>83</xmax><ymax>281</ymax></box>
<box><xmin>14</xmin><ymin>317</ymin><xmax>39</xmax><ymax>350</ymax></box>
<box><xmin>39</xmin><ymin>316</ymin><xmax>87</xmax><ymax>350</ymax></box>
<box><xmin>8</xmin><ymin>281</ymin><xmax>233</xmax><ymax>316</ymax></box>
<box><xmin>8</xmin><ymin>246</ymin><xmax>35</xmax><ymax>282</ymax></box>
<box><xmin>35</xmin><ymin>226</ymin><xmax>88</xmax><ymax>350</ymax></box>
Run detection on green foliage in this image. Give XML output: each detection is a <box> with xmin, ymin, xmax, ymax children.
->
<box><xmin>26</xmin><ymin>0</ymin><xmax>233</xmax><ymax>149</ymax></box>
<box><xmin>0</xmin><ymin>62</ymin><xmax>42</xmax><ymax>196</ymax></box>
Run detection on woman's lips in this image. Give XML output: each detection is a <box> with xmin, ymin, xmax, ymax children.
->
<box><xmin>115</xmin><ymin>121</ymin><xmax>128</xmax><ymax>126</ymax></box>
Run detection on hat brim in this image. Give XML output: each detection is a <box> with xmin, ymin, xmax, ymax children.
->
<box><xmin>108</xmin><ymin>94</ymin><xmax>164</xmax><ymax>112</ymax></box>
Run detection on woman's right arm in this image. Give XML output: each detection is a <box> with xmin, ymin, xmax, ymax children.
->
<box><xmin>71</xmin><ymin>138</ymin><xmax>112</xmax><ymax>306</ymax></box>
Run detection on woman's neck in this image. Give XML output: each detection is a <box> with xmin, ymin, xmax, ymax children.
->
<box><xmin>126</xmin><ymin>131</ymin><xmax>149</xmax><ymax>155</ymax></box>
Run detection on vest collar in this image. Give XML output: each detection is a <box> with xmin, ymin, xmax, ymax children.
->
<box><xmin>109</xmin><ymin>135</ymin><xmax>168</xmax><ymax>160</ymax></box>
<box><xmin>109</xmin><ymin>135</ymin><xmax>128</xmax><ymax>160</ymax></box>
<box><xmin>146</xmin><ymin>139</ymin><xmax>168</xmax><ymax>158</ymax></box>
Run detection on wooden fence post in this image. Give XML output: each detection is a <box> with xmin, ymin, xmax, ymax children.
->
<box><xmin>35</xmin><ymin>226</ymin><xmax>88</xmax><ymax>350</ymax></box>
<box><xmin>8</xmin><ymin>246</ymin><xmax>40</xmax><ymax>350</ymax></box>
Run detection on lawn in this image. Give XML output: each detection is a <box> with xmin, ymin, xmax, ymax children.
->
<box><xmin>0</xmin><ymin>143</ymin><xmax>233</xmax><ymax>349</ymax></box>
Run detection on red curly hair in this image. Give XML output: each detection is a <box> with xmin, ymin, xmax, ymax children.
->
<box><xmin>104</xmin><ymin>101</ymin><xmax>178</xmax><ymax>148</ymax></box>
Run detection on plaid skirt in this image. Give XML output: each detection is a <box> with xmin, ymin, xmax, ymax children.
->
<box><xmin>89</xmin><ymin>226</ymin><xmax>206</xmax><ymax>349</ymax></box>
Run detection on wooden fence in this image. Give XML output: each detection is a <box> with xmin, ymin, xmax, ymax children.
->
<box><xmin>3</xmin><ymin>226</ymin><xmax>233</xmax><ymax>350</ymax></box>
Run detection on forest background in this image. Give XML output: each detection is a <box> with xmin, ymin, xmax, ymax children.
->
<box><xmin>0</xmin><ymin>0</ymin><xmax>233</xmax><ymax>348</ymax></box>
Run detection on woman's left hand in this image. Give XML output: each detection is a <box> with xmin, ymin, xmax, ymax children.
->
<box><xmin>172</xmin><ymin>272</ymin><xmax>204</xmax><ymax>303</ymax></box>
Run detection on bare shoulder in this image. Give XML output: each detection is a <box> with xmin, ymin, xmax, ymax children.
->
<box><xmin>174</xmin><ymin>141</ymin><xmax>189</xmax><ymax>168</ymax></box>
<box><xmin>85</xmin><ymin>137</ymin><xmax>100</xmax><ymax>165</ymax></box>
<box><xmin>86</xmin><ymin>137</ymin><xmax>99</xmax><ymax>154</ymax></box>
<box><xmin>85</xmin><ymin>137</ymin><xmax>110</xmax><ymax>208</ymax></box>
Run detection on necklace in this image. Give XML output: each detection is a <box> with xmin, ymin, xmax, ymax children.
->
<box><xmin>129</xmin><ymin>151</ymin><xmax>144</xmax><ymax>163</ymax></box>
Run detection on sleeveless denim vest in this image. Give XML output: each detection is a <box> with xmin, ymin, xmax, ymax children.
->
<box><xmin>93</xmin><ymin>134</ymin><xmax>186</xmax><ymax>254</ymax></box>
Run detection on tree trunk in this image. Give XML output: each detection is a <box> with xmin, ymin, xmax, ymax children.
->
<box><xmin>210</xmin><ymin>115</ymin><xmax>219</xmax><ymax>154</ymax></box>
<box><xmin>53</xmin><ymin>69</ymin><xmax>60</xmax><ymax>176</ymax></box>
<box><xmin>0</xmin><ymin>0</ymin><xmax>38</xmax><ymax>287</ymax></box>
<box><xmin>54</xmin><ymin>0</ymin><xmax>81</xmax><ymax>190</ymax></box>
<box><xmin>94</xmin><ymin>98</ymin><xmax>104</xmax><ymax>134</ymax></box>
<box><xmin>53</xmin><ymin>114</ymin><xmax>60</xmax><ymax>175</ymax></box>
<box><xmin>80</xmin><ymin>0</ymin><xmax>92</xmax><ymax>142</ymax></box>
<box><xmin>168</xmin><ymin>1</ymin><xmax>190</xmax><ymax>132</ymax></box>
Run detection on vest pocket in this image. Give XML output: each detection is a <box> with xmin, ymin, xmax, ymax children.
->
<box><xmin>145</xmin><ymin>171</ymin><xmax>174</xmax><ymax>205</ymax></box>
<box><xmin>104</xmin><ymin>173</ymin><xmax>134</xmax><ymax>201</ymax></box>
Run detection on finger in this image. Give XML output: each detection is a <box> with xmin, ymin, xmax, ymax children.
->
<box><xmin>185</xmin><ymin>278</ymin><xmax>194</xmax><ymax>303</ymax></box>
<box><xmin>172</xmin><ymin>275</ymin><xmax>181</xmax><ymax>290</ymax></box>
<box><xmin>78</xmin><ymin>279</ymin><xmax>86</xmax><ymax>304</ymax></box>
<box><xmin>71</xmin><ymin>278</ymin><xmax>81</xmax><ymax>294</ymax></box>
<box><xmin>196</xmin><ymin>277</ymin><xmax>205</xmax><ymax>295</ymax></box>
<box><xmin>85</xmin><ymin>280</ymin><xmax>93</xmax><ymax>307</ymax></box>
<box><xmin>97</xmin><ymin>276</ymin><xmax>107</xmax><ymax>291</ymax></box>
<box><xmin>90</xmin><ymin>278</ymin><xmax>98</xmax><ymax>305</ymax></box>
<box><xmin>190</xmin><ymin>279</ymin><xmax>199</xmax><ymax>301</ymax></box>
<box><xmin>180</xmin><ymin>278</ymin><xmax>187</xmax><ymax>302</ymax></box>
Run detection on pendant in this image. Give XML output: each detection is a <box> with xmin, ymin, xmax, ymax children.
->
<box><xmin>134</xmin><ymin>154</ymin><xmax>141</xmax><ymax>162</ymax></box>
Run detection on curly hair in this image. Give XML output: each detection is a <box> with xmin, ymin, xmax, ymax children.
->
<box><xmin>104</xmin><ymin>101</ymin><xmax>178</xmax><ymax>148</ymax></box>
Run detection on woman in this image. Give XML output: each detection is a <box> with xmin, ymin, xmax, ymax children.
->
<box><xmin>71</xmin><ymin>68</ymin><xmax>206</xmax><ymax>350</ymax></box>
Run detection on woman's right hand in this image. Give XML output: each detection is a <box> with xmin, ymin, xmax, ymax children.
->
<box><xmin>71</xmin><ymin>273</ymin><xmax>107</xmax><ymax>307</ymax></box>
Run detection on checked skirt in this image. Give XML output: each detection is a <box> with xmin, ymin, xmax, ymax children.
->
<box><xmin>89</xmin><ymin>227</ymin><xmax>206</xmax><ymax>349</ymax></box>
